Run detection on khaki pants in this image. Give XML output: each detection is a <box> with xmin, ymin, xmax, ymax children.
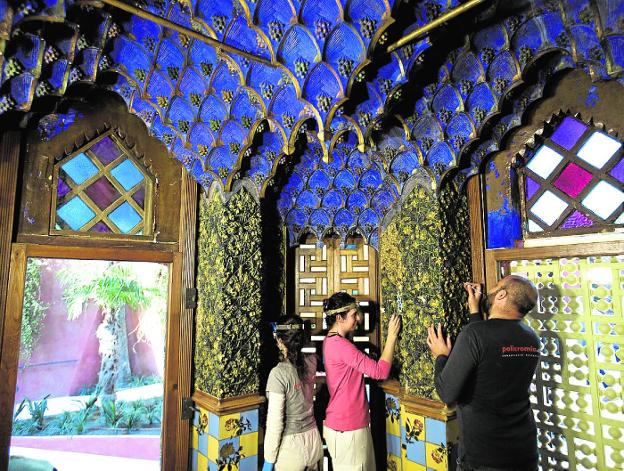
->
<box><xmin>323</xmin><ymin>425</ymin><xmax>376</xmax><ymax>471</ymax></box>
<box><xmin>275</xmin><ymin>427</ymin><xmax>323</xmax><ymax>471</ymax></box>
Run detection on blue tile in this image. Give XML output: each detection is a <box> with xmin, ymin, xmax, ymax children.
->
<box><xmin>239</xmin><ymin>455</ymin><xmax>258</xmax><ymax>471</ymax></box>
<box><xmin>406</xmin><ymin>439</ymin><xmax>426</xmax><ymax>464</ymax></box>
<box><xmin>425</xmin><ymin>418</ymin><xmax>446</xmax><ymax>445</ymax></box>
<box><xmin>190</xmin><ymin>449</ymin><xmax>198</xmax><ymax>471</ymax></box>
<box><xmin>240</xmin><ymin>409</ymin><xmax>259</xmax><ymax>433</ymax></box>
<box><xmin>209</xmin><ymin>412</ymin><xmax>220</xmax><ymax>438</ymax></box>
<box><xmin>193</xmin><ymin>410</ymin><xmax>200</xmax><ymax>427</ymax></box>
<box><xmin>198</xmin><ymin>430</ymin><xmax>209</xmax><ymax>455</ymax></box>
<box><xmin>208</xmin><ymin>461</ymin><xmax>218</xmax><ymax>471</ymax></box>
<box><xmin>224</xmin><ymin>435</ymin><xmax>240</xmax><ymax>450</ymax></box>
<box><xmin>386</xmin><ymin>433</ymin><xmax>401</xmax><ymax>456</ymax></box>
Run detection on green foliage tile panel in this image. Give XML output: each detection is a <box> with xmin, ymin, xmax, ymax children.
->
<box><xmin>380</xmin><ymin>183</ymin><xmax>471</xmax><ymax>398</ymax></box>
<box><xmin>194</xmin><ymin>188</ymin><xmax>262</xmax><ymax>398</ymax></box>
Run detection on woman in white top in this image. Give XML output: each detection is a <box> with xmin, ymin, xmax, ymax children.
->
<box><xmin>262</xmin><ymin>315</ymin><xmax>323</xmax><ymax>471</ymax></box>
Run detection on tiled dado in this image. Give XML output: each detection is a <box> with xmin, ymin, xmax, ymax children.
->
<box><xmin>383</xmin><ymin>382</ymin><xmax>459</xmax><ymax>471</ymax></box>
<box><xmin>190</xmin><ymin>391</ymin><xmax>265</xmax><ymax>471</ymax></box>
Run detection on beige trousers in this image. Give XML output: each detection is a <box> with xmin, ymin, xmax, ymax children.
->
<box><xmin>323</xmin><ymin>425</ymin><xmax>376</xmax><ymax>471</ymax></box>
<box><xmin>274</xmin><ymin>426</ymin><xmax>323</xmax><ymax>471</ymax></box>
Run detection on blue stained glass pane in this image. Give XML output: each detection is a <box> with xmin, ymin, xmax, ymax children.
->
<box><xmin>61</xmin><ymin>153</ymin><xmax>98</xmax><ymax>185</ymax></box>
<box><xmin>550</xmin><ymin>116</ymin><xmax>587</xmax><ymax>150</ymax></box>
<box><xmin>526</xmin><ymin>146</ymin><xmax>563</xmax><ymax>179</ymax></box>
<box><xmin>530</xmin><ymin>190</ymin><xmax>568</xmax><ymax>226</ymax></box>
<box><xmin>525</xmin><ymin>176</ymin><xmax>540</xmax><ymax>200</ymax></box>
<box><xmin>108</xmin><ymin>202</ymin><xmax>142</xmax><ymax>234</ymax></box>
<box><xmin>57</xmin><ymin>196</ymin><xmax>96</xmax><ymax>230</ymax></box>
<box><xmin>577</xmin><ymin>132</ymin><xmax>622</xmax><ymax>169</ymax></box>
<box><xmin>110</xmin><ymin>159</ymin><xmax>145</xmax><ymax>191</ymax></box>
<box><xmin>582</xmin><ymin>181</ymin><xmax>624</xmax><ymax>220</ymax></box>
<box><xmin>609</xmin><ymin>158</ymin><xmax>624</xmax><ymax>183</ymax></box>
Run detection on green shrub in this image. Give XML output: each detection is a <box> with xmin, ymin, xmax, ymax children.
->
<box><xmin>101</xmin><ymin>399</ymin><xmax>124</xmax><ymax>428</ymax></box>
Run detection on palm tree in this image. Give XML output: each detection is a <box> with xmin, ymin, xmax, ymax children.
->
<box><xmin>59</xmin><ymin>262</ymin><xmax>163</xmax><ymax>399</ymax></box>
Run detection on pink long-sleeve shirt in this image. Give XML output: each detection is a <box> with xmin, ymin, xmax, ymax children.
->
<box><xmin>323</xmin><ymin>335</ymin><xmax>391</xmax><ymax>431</ymax></box>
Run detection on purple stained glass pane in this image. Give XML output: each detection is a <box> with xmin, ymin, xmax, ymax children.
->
<box><xmin>57</xmin><ymin>176</ymin><xmax>71</xmax><ymax>199</ymax></box>
<box><xmin>89</xmin><ymin>136</ymin><xmax>122</xmax><ymax>165</ymax></box>
<box><xmin>132</xmin><ymin>187</ymin><xmax>145</xmax><ymax>209</ymax></box>
<box><xmin>84</xmin><ymin>176</ymin><xmax>121</xmax><ymax>210</ymax></box>
<box><xmin>525</xmin><ymin>176</ymin><xmax>540</xmax><ymax>200</ymax></box>
<box><xmin>90</xmin><ymin>221</ymin><xmax>112</xmax><ymax>233</ymax></box>
<box><xmin>561</xmin><ymin>210</ymin><xmax>594</xmax><ymax>229</ymax></box>
<box><xmin>610</xmin><ymin>158</ymin><xmax>624</xmax><ymax>183</ymax></box>
<box><xmin>553</xmin><ymin>162</ymin><xmax>593</xmax><ymax>198</ymax></box>
<box><xmin>551</xmin><ymin>116</ymin><xmax>588</xmax><ymax>150</ymax></box>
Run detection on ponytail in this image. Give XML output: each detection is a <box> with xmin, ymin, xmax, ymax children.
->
<box><xmin>275</xmin><ymin>315</ymin><xmax>309</xmax><ymax>380</ymax></box>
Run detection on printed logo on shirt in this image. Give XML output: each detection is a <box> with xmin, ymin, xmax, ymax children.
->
<box><xmin>501</xmin><ymin>345</ymin><xmax>539</xmax><ymax>357</ymax></box>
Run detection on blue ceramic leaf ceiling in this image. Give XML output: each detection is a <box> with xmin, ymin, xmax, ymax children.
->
<box><xmin>1</xmin><ymin>0</ymin><xmax>624</xmax><ymax>243</ymax></box>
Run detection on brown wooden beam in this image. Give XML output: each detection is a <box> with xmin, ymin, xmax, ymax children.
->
<box><xmin>0</xmin><ymin>131</ymin><xmax>20</xmax><ymax>352</ymax></box>
<box><xmin>175</xmin><ymin>172</ymin><xmax>198</xmax><ymax>471</ymax></box>
<box><xmin>467</xmin><ymin>175</ymin><xmax>486</xmax><ymax>286</ymax></box>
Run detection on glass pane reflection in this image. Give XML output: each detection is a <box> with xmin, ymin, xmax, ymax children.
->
<box><xmin>577</xmin><ymin>132</ymin><xmax>622</xmax><ymax>169</ymax></box>
<box><xmin>530</xmin><ymin>190</ymin><xmax>568</xmax><ymax>226</ymax></box>
<box><xmin>582</xmin><ymin>181</ymin><xmax>624</xmax><ymax>220</ymax></box>
<box><xmin>527</xmin><ymin>146</ymin><xmax>564</xmax><ymax>179</ymax></box>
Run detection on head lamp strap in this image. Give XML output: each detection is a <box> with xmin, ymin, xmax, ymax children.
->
<box><xmin>325</xmin><ymin>303</ymin><xmax>358</xmax><ymax>316</ymax></box>
<box><xmin>273</xmin><ymin>324</ymin><xmax>304</xmax><ymax>331</ymax></box>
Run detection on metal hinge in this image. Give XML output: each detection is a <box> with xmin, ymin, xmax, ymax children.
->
<box><xmin>181</xmin><ymin>396</ymin><xmax>199</xmax><ymax>421</ymax></box>
<box><xmin>185</xmin><ymin>288</ymin><xmax>198</xmax><ymax>309</ymax></box>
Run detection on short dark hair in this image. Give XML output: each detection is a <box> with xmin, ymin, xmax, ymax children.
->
<box><xmin>501</xmin><ymin>275</ymin><xmax>538</xmax><ymax>316</ymax></box>
<box><xmin>323</xmin><ymin>292</ymin><xmax>356</xmax><ymax>328</ymax></box>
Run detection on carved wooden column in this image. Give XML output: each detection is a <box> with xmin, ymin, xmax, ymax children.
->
<box><xmin>0</xmin><ymin>131</ymin><xmax>20</xmax><ymax>348</ymax></box>
<box><xmin>0</xmin><ymin>131</ymin><xmax>20</xmax><ymax>471</ymax></box>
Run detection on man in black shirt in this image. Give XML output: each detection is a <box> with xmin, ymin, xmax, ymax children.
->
<box><xmin>427</xmin><ymin>276</ymin><xmax>540</xmax><ymax>471</ymax></box>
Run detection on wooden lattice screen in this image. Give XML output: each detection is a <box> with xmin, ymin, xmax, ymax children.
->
<box><xmin>294</xmin><ymin>237</ymin><xmax>379</xmax><ymax>365</ymax></box>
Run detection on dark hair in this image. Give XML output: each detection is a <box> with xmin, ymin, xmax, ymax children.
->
<box><xmin>323</xmin><ymin>292</ymin><xmax>357</xmax><ymax>328</ymax></box>
<box><xmin>502</xmin><ymin>275</ymin><xmax>538</xmax><ymax>316</ymax></box>
<box><xmin>275</xmin><ymin>315</ymin><xmax>309</xmax><ymax>380</ymax></box>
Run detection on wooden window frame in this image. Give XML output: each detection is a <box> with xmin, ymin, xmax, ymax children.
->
<box><xmin>50</xmin><ymin>130</ymin><xmax>156</xmax><ymax>239</ymax></box>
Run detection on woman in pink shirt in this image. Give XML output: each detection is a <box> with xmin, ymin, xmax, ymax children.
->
<box><xmin>322</xmin><ymin>292</ymin><xmax>401</xmax><ymax>470</ymax></box>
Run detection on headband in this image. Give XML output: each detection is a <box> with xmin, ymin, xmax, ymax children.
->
<box><xmin>271</xmin><ymin>322</ymin><xmax>304</xmax><ymax>331</ymax></box>
<box><xmin>324</xmin><ymin>303</ymin><xmax>359</xmax><ymax>316</ymax></box>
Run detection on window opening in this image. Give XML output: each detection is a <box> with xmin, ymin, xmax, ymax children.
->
<box><xmin>520</xmin><ymin>115</ymin><xmax>624</xmax><ymax>236</ymax></box>
<box><xmin>51</xmin><ymin>133</ymin><xmax>154</xmax><ymax>237</ymax></box>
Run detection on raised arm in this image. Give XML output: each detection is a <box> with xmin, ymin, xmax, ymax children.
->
<box><xmin>428</xmin><ymin>325</ymin><xmax>479</xmax><ymax>405</ymax></box>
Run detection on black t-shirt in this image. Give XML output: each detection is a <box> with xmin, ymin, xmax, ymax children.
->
<box><xmin>434</xmin><ymin>316</ymin><xmax>540</xmax><ymax>469</ymax></box>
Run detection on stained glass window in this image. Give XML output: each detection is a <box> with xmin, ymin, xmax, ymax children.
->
<box><xmin>51</xmin><ymin>133</ymin><xmax>154</xmax><ymax>236</ymax></box>
<box><xmin>521</xmin><ymin>115</ymin><xmax>624</xmax><ymax>236</ymax></box>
